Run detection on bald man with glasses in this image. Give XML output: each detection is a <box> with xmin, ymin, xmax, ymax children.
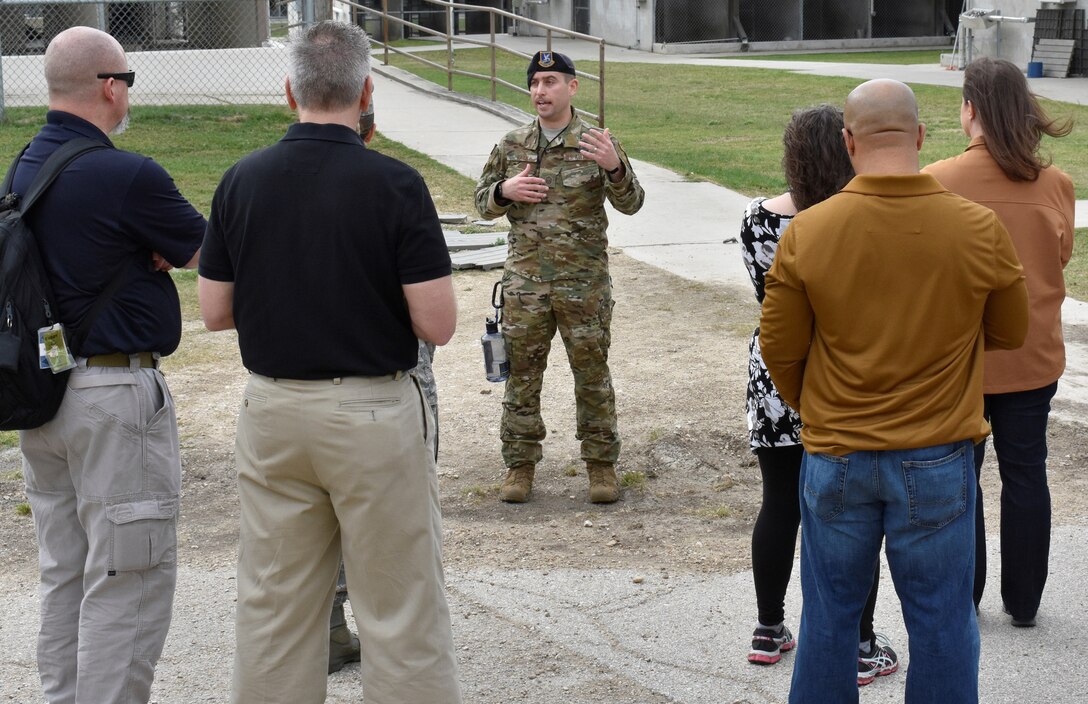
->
<box><xmin>13</xmin><ymin>26</ymin><xmax>205</xmax><ymax>704</ymax></box>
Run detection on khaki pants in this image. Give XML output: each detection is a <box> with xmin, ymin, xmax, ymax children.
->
<box><xmin>231</xmin><ymin>373</ymin><xmax>461</xmax><ymax>704</ymax></box>
<box><xmin>21</xmin><ymin>360</ymin><xmax>180</xmax><ymax>704</ymax></box>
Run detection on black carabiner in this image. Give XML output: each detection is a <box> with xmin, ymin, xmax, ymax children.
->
<box><xmin>491</xmin><ymin>280</ymin><xmax>504</xmax><ymax>325</ymax></box>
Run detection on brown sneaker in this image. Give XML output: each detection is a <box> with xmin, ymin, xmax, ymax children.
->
<box><xmin>587</xmin><ymin>462</ymin><xmax>620</xmax><ymax>504</ymax></box>
<box><xmin>499</xmin><ymin>464</ymin><xmax>534</xmax><ymax>503</ymax></box>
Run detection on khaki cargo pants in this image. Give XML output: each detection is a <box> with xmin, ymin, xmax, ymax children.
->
<box><xmin>21</xmin><ymin>359</ymin><xmax>180</xmax><ymax>704</ymax></box>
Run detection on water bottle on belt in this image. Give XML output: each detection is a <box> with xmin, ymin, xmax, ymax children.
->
<box><xmin>482</xmin><ymin>280</ymin><xmax>509</xmax><ymax>382</ymax></box>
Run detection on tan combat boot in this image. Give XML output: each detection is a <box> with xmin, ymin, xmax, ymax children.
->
<box><xmin>499</xmin><ymin>464</ymin><xmax>535</xmax><ymax>503</ymax></box>
<box><xmin>587</xmin><ymin>462</ymin><xmax>620</xmax><ymax>504</ymax></box>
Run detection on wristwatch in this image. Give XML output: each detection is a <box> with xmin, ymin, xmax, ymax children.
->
<box><xmin>496</xmin><ymin>180</ymin><xmax>505</xmax><ymax>199</ymax></box>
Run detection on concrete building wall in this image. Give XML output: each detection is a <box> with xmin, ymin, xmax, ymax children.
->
<box><xmin>515</xmin><ymin>0</ymin><xmax>568</xmax><ymax>31</ymax></box>
<box><xmin>512</xmin><ymin>0</ymin><xmax>1088</xmax><ymax>66</ymax></box>
<box><xmin>962</xmin><ymin>0</ymin><xmax>1087</xmax><ymax>69</ymax></box>
<box><xmin>592</xmin><ymin>0</ymin><xmax>654</xmax><ymax>49</ymax></box>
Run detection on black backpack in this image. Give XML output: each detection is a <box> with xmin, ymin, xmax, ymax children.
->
<box><xmin>0</xmin><ymin>138</ymin><xmax>113</xmax><ymax>431</ymax></box>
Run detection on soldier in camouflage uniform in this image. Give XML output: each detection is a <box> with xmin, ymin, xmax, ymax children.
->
<box><xmin>474</xmin><ymin>51</ymin><xmax>645</xmax><ymax>504</ymax></box>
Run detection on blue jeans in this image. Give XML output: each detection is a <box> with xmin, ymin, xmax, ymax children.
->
<box><xmin>789</xmin><ymin>441</ymin><xmax>979</xmax><ymax>704</ymax></box>
<box><xmin>972</xmin><ymin>382</ymin><xmax>1056</xmax><ymax>619</ymax></box>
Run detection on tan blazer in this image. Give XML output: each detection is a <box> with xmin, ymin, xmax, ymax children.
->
<box><xmin>925</xmin><ymin>137</ymin><xmax>1075</xmax><ymax>394</ymax></box>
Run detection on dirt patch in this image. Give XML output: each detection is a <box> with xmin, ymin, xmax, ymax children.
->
<box><xmin>2</xmin><ymin>251</ymin><xmax>1088</xmax><ymax>583</ymax></box>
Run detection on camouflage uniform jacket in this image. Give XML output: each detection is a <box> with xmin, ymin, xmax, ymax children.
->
<box><xmin>474</xmin><ymin>112</ymin><xmax>645</xmax><ymax>282</ymax></box>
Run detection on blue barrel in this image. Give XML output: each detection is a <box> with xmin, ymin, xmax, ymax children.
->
<box><xmin>1027</xmin><ymin>61</ymin><xmax>1044</xmax><ymax>78</ymax></box>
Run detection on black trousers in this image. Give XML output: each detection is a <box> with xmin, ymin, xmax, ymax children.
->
<box><xmin>973</xmin><ymin>382</ymin><xmax>1056</xmax><ymax>620</ymax></box>
<box><xmin>752</xmin><ymin>444</ymin><xmax>880</xmax><ymax>641</ymax></box>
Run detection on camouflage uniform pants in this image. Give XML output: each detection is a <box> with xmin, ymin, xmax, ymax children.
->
<box><xmin>501</xmin><ymin>271</ymin><xmax>619</xmax><ymax>468</ymax></box>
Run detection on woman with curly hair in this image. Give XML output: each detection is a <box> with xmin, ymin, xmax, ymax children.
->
<box><xmin>739</xmin><ymin>104</ymin><xmax>897</xmax><ymax>684</ymax></box>
<box><xmin>924</xmin><ymin>56</ymin><xmax>1075</xmax><ymax>628</ymax></box>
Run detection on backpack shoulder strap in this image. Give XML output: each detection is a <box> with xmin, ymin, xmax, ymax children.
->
<box><xmin>1</xmin><ymin>144</ymin><xmax>30</xmax><ymax>198</ymax></box>
<box><xmin>17</xmin><ymin>138</ymin><xmax>109</xmax><ymax>213</ymax></box>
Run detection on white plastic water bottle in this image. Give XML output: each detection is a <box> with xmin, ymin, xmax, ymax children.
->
<box><xmin>481</xmin><ymin>318</ymin><xmax>509</xmax><ymax>382</ymax></box>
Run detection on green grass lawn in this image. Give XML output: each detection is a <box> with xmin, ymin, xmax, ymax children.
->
<box><xmin>1068</xmin><ymin>229</ymin><xmax>1088</xmax><ymax>302</ymax></box>
<box><xmin>725</xmin><ymin>50</ymin><xmax>946</xmax><ymax>64</ymax></box>
<box><xmin>385</xmin><ymin>49</ymin><xmax>1088</xmax><ymax>199</ymax></box>
<box><xmin>0</xmin><ymin>65</ymin><xmax>1082</xmax><ymax>296</ymax></box>
<box><xmin>0</xmin><ymin>105</ymin><xmax>481</xmax><ymax>216</ymax></box>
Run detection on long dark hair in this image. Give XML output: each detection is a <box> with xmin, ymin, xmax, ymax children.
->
<box><xmin>782</xmin><ymin>104</ymin><xmax>854</xmax><ymax>211</ymax></box>
<box><xmin>962</xmin><ymin>57</ymin><xmax>1073</xmax><ymax>182</ymax></box>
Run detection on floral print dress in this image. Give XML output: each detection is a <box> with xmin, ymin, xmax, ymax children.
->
<box><xmin>739</xmin><ymin>197</ymin><xmax>802</xmax><ymax>450</ymax></box>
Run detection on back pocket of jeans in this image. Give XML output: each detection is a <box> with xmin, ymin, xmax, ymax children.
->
<box><xmin>106</xmin><ymin>498</ymin><xmax>178</xmax><ymax>573</ymax></box>
<box><xmin>903</xmin><ymin>446</ymin><xmax>967</xmax><ymax>529</ymax></box>
<box><xmin>802</xmin><ymin>453</ymin><xmax>848</xmax><ymax>521</ymax></box>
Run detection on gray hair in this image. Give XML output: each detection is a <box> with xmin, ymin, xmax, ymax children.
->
<box><xmin>289</xmin><ymin>21</ymin><xmax>371</xmax><ymax>111</ymax></box>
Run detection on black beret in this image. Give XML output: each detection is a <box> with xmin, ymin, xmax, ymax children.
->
<box><xmin>526</xmin><ymin>51</ymin><xmax>576</xmax><ymax>87</ymax></box>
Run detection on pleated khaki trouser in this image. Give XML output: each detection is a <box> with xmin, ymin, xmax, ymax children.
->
<box><xmin>231</xmin><ymin>373</ymin><xmax>462</xmax><ymax>704</ymax></box>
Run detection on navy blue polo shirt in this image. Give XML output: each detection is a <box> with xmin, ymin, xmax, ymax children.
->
<box><xmin>11</xmin><ymin>111</ymin><xmax>206</xmax><ymax>356</ymax></box>
<box><xmin>199</xmin><ymin>122</ymin><xmax>452</xmax><ymax>379</ymax></box>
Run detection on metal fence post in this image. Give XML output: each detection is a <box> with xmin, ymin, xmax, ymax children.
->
<box><xmin>302</xmin><ymin>0</ymin><xmax>315</xmax><ymax>27</ymax></box>
<box><xmin>598</xmin><ymin>41</ymin><xmax>604</xmax><ymax>127</ymax></box>
<box><xmin>446</xmin><ymin>3</ymin><xmax>453</xmax><ymax>91</ymax></box>
<box><xmin>382</xmin><ymin>0</ymin><xmax>389</xmax><ymax>65</ymax></box>
<box><xmin>0</xmin><ymin>36</ymin><xmax>5</xmax><ymax>124</ymax></box>
<box><xmin>489</xmin><ymin>11</ymin><xmax>496</xmax><ymax>103</ymax></box>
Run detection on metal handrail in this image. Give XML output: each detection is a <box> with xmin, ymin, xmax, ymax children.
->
<box><xmin>346</xmin><ymin>0</ymin><xmax>605</xmax><ymax>127</ymax></box>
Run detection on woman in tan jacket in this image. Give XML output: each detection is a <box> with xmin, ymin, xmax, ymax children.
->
<box><xmin>924</xmin><ymin>56</ymin><xmax>1075</xmax><ymax>628</ymax></box>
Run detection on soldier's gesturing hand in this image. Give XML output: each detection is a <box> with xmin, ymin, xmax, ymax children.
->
<box><xmin>579</xmin><ymin>128</ymin><xmax>623</xmax><ymax>178</ymax></box>
<box><xmin>502</xmin><ymin>163</ymin><xmax>549</xmax><ymax>203</ymax></box>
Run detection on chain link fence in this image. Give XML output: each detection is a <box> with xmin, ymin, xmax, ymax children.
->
<box><xmin>0</xmin><ymin>0</ymin><xmax>521</xmax><ymax>111</ymax></box>
<box><xmin>0</xmin><ymin>0</ymin><xmax>328</xmax><ymax>109</ymax></box>
<box><xmin>655</xmin><ymin>0</ymin><xmax>962</xmax><ymax>46</ymax></box>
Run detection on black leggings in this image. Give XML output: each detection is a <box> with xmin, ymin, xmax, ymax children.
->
<box><xmin>752</xmin><ymin>445</ymin><xmax>880</xmax><ymax>641</ymax></box>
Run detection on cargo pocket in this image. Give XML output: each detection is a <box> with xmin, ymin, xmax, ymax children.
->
<box><xmin>106</xmin><ymin>498</ymin><xmax>178</xmax><ymax>573</ymax></box>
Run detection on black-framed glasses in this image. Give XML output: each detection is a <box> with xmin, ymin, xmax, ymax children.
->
<box><xmin>97</xmin><ymin>71</ymin><xmax>135</xmax><ymax>87</ymax></box>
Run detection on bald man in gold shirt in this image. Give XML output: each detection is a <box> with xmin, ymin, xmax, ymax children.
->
<box><xmin>760</xmin><ymin>80</ymin><xmax>1028</xmax><ymax>704</ymax></box>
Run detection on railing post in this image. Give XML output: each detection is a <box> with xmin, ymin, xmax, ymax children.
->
<box><xmin>382</xmin><ymin>0</ymin><xmax>389</xmax><ymax>65</ymax></box>
<box><xmin>0</xmin><ymin>37</ymin><xmax>5</xmax><ymax>124</ymax></box>
<box><xmin>489</xmin><ymin>11</ymin><xmax>496</xmax><ymax>102</ymax></box>
<box><xmin>446</xmin><ymin>2</ymin><xmax>454</xmax><ymax>91</ymax></box>
<box><xmin>546</xmin><ymin>28</ymin><xmax>552</xmax><ymax>51</ymax></box>
<box><xmin>598</xmin><ymin>40</ymin><xmax>605</xmax><ymax>127</ymax></box>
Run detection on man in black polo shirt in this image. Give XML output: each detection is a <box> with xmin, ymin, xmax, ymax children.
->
<box><xmin>14</xmin><ymin>26</ymin><xmax>206</xmax><ymax>704</ymax></box>
<box><xmin>198</xmin><ymin>21</ymin><xmax>462</xmax><ymax>704</ymax></box>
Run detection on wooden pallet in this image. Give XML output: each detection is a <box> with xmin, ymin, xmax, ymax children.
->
<box><xmin>1033</xmin><ymin>38</ymin><xmax>1076</xmax><ymax>78</ymax></box>
<box><xmin>450</xmin><ymin>244</ymin><xmax>507</xmax><ymax>270</ymax></box>
<box><xmin>443</xmin><ymin>230</ymin><xmax>508</xmax><ymax>251</ymax></box>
